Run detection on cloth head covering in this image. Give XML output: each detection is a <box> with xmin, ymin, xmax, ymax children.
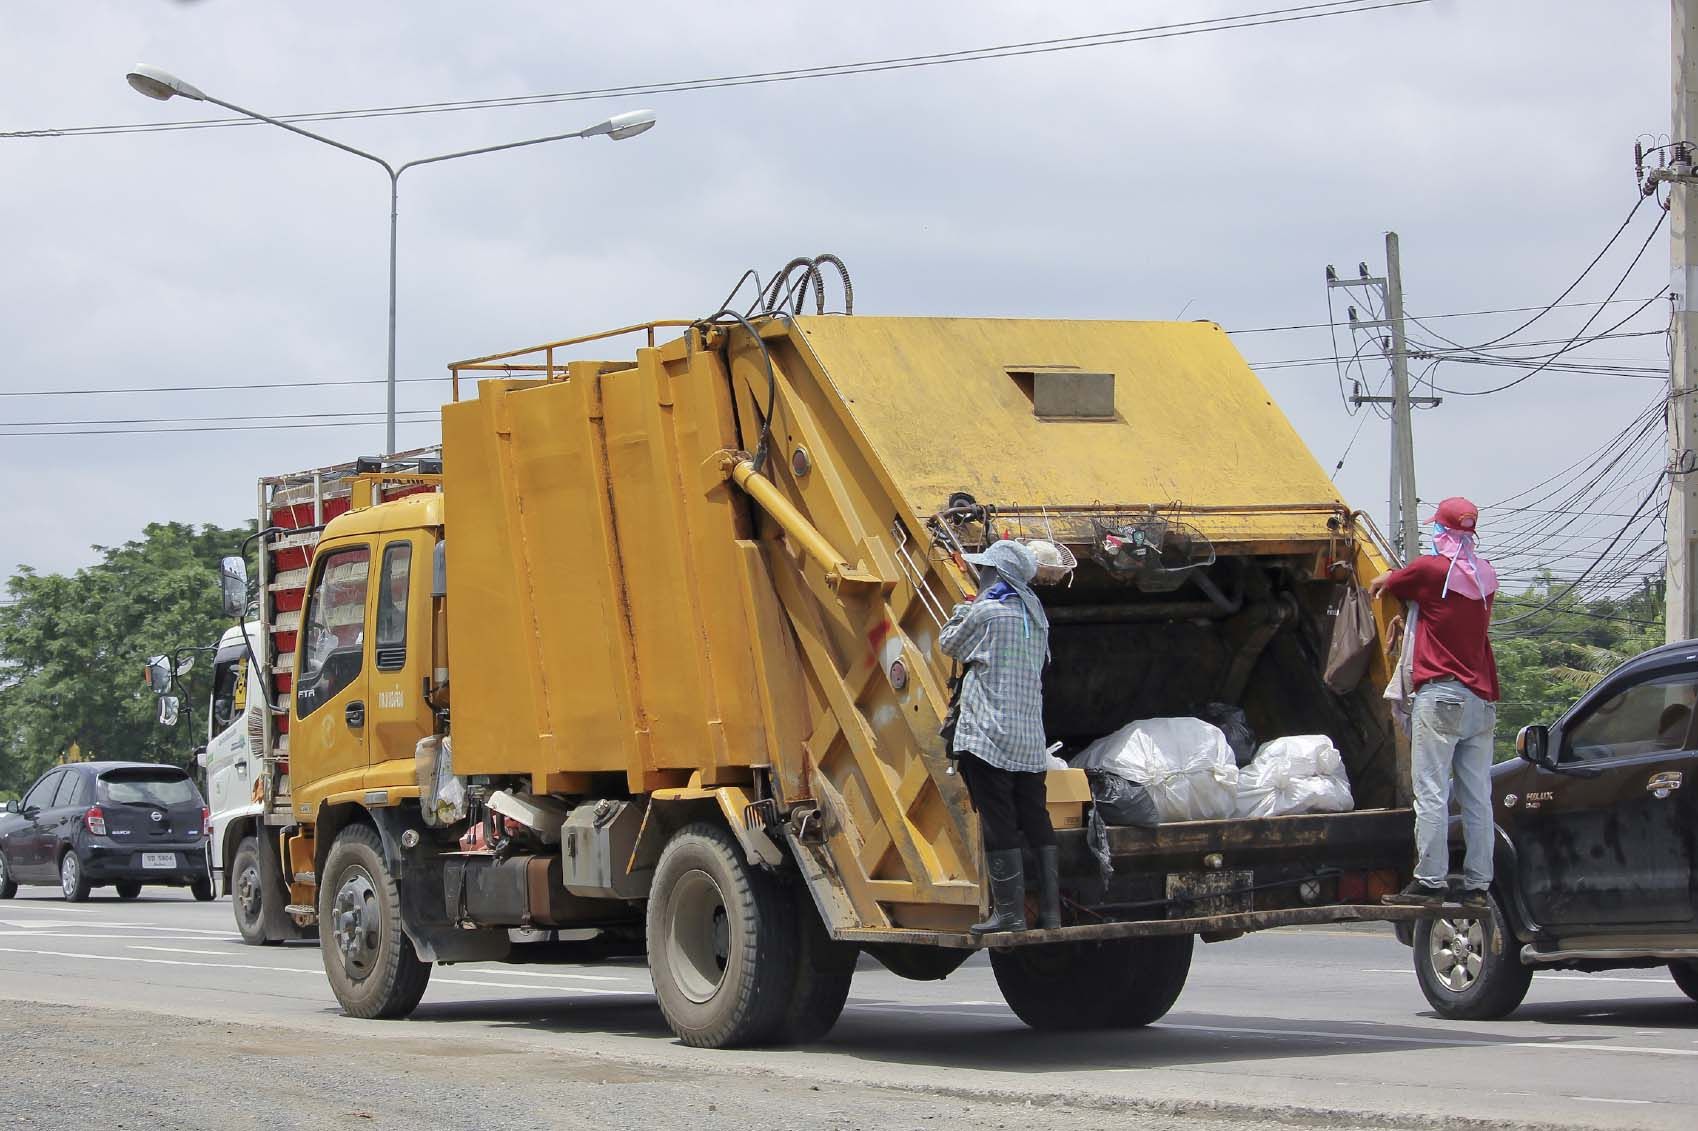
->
<box><xmin>1426</xmin><ymin>496</ymin><xmax>1498</xmax><ymax>600</ymax></box>
<box><xmin>963</xmin><ymin>539</ymin><xmax>1050</xmax><ymax>638</ymax></box>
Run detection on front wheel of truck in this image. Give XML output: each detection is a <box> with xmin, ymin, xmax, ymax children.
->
<box><xmin>1413</xmin><ymin>889</ymin><xmax>1531</xmax><ymax>1020</ymax></box>
<box><xmin>991</xmin><ymin>936</ymin><xmax>1194</xmax><ymax>1030</ymax></box>
<box><xmin>318</xmin><ymin>824</ymin><xmax>430</xmax><ymax>1020</ymax></box>
<box><xmin>646</xmin><ymin>822</ymin><xmax>796</xmax><ymax>1048</ymax></box>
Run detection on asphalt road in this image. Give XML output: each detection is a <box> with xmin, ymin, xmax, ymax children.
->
<box><xmin>1</xmin><ymin>890</ymin><xmax>1695</xmax><ymax>1130</ymax></box>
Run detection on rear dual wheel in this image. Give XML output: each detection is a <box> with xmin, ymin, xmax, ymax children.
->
<box><xmin>646</xmin><ymin>822</ymin><xmax>857</xmax><ymax>1048</ymax></box>
<box><xmin>990</xmin><ymin>936</ymin><xmax>1194</xmax><ymax>1030</ymax></box>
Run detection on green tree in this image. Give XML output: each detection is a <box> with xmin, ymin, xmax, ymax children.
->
<box><xmin>0</xmin><ymin>521</ymin><xmax>253</xmax><ymax>794</ymax></box>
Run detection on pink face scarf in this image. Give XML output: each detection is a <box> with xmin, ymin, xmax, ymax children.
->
<box><xmin>1433</xmin><ymin>524</ymin><xmax>1498</xmax><ymax>600</ymax></box>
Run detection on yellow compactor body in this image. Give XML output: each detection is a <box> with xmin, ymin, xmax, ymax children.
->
<box><xmin>264</xmin><ymin>314</ymin><xmax>1431</xmax><ymax>1046</ymax></box>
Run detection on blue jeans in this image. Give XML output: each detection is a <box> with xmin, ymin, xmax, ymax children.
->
<box><xmin>1411</xmin><ymin>680</ymin><xmax>1496</xmax><ymax>890</ymax></box>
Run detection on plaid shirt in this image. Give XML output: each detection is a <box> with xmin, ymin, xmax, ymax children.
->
<box><xmin>939</xmin><ymin>597</ymin><xmax>1049</xmax><ymax>772</ymax></box>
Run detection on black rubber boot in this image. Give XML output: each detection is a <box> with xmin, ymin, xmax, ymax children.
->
<box><xmin>1036</xmin><ymin>845</ymin><xmax>1061</xmax><ymax>929</ymax></box>
<box><xmin>970</xmin><ymin>849</ymin><xmax>1027</xmax><ymax>936</ymax></box>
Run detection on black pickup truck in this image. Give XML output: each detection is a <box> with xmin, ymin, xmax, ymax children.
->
<box><xmin>1400</xmin><ymin>639</ymin><xmax>1698</xmax><ymax>1019</ymax></box>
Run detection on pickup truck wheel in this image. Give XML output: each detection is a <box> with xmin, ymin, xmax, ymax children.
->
<box><xmin>774</xmin><ymin>886</ymin><xmax>858</xmax><ymax>1044</ymax></box>
<box><xmin>0</xmin><ymin>852</ymin><xmax>16</xmax><ymax>899</ymax></box>
<box><xmin>646</xmin><ymin>822</ymin><xmax>796</xmax><ymax>1048</ymax></box>
<box><xmin>231</xmin><ymin>838</ymin><xmax>282</xmax><ymax>945</ymax></box>
<box><xmin>318</xmin><ymin>824</ymin><xmax>431</xmax><ymax>1019</ymax></box>
<box><xmin>1413</xmin><ymin>889</ymin><xmax>1530</xmax><ymax>1020</ymax></box>
<box><xmin>115</xmin><ymin>881</ymin><xmax>142</xmax><ymax>900</ymax></box>
<box><xmin>991</xmin><ymin>936</ymin><xmax>1193</xmax><ymax>1030</ymax></box>
<box><xmin>1670</xmin><ymin>960</ymin><xmax>1698</xmax><ymax>1003</ymax></box>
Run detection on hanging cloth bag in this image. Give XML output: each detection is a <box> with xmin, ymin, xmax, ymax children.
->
<box><xmin>1323</xmin><ymin>583</ymin><xmax>1378</xmax><ymax>694</ymax></box>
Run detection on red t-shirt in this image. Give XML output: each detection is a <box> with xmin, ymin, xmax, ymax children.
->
<box><xmin>1380</xmin><ymin>554</ymin><xmax>1499</xmax><ymax>701</ymax></box>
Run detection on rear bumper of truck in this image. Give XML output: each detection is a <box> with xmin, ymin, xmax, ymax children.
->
<box><xmin>829</xmin><ymin>808</ymin><xmax>1481</xmax><ymax>948</ymax></box>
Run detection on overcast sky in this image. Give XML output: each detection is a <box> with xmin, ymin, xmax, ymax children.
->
<box><xmin>0</xmin><ymin>0</ymin><xmax>1672</xmax><ymax>592</ymax></box>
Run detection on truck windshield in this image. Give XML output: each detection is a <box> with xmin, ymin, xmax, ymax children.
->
<box><xmin>99</xmin><ymin>770</ymin><xmax>199</xmax><ymax>807</ymax></box>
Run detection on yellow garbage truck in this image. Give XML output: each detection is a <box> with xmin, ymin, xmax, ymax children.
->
<box><xmin>223</xmin><ymin>292</ymin><xmax>1440</xmax><ymax>1047</ymax></box>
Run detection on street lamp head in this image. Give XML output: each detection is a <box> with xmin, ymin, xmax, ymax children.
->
<box><xmin>583</xmin><ymin>109</ymin><xmax>657</xmax><ymax>141</ymax></box>
<box><xmin>126</xmin><ymin>64</ymin><xmax>208</xmax><ymax>103</ymax></box>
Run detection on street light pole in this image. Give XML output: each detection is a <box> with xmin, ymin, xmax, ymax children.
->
<box><xmin>125</xmin><ymin>65</ymin><xmax>656</xmax><ymax>454</ymax></box>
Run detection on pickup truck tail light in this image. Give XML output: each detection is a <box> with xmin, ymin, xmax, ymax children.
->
<box><xmin>84</xmin><ymin>807</ymin><xmax>107</xmax><ymax>836</ymax></box>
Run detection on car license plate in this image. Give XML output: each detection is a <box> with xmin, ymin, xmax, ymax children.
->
<box><xmin>142</xmin><ymin>852</ymin><xmax>177</xmax><ymax>870</ymax></box>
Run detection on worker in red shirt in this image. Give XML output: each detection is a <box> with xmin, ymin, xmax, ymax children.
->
<box><xmin>1368</xmin><ymin>496</ymin><xmax>1499</xmax><ymax>908</ymax></box>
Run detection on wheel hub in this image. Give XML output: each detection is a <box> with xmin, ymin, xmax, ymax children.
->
<box><xmin>331</xmin><ymin>868</ymin><xmax>380</xmax><ymax>980</ymax></box>
<box><xmin>1429</xmin><ymin>916</ymin><xmax>1485</xmax><ymax>993</ymax></box>
<box><xmin>667</xmin><ymin>868</ymin><xmax>731</xmax><ymax>1004</ymax></box>
<box><xmin>236</xmin><ymin>865</ymin><xmax>263</xmax><ymax>921</ymax></box>
<box><xmin>60</xmin><ymin>854</ymin><xmax>78</xmax><ymax>895</ymax></box>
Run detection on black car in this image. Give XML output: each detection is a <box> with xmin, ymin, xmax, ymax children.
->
<box><xmin>0</xmin><ymin>762</ymin><xmax>213</xmax><ymax>902</ymax></box>
<box><xmin>1401</xmin><ymin>639</ymin><xmax>1698</xmax><ymax>1018</ymax></box>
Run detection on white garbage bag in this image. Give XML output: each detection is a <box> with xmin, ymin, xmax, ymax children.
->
<box><xmin>1070</xmin><ymin>717</ymin><xmax>1239</xmax><ymax>822</ymax></box>
<box><xmin>1233</xmin><ymin>735</ymin><xmax>1354</xmax><ymax>818</ymax></box>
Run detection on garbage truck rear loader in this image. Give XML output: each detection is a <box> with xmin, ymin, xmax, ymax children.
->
<box><xmin>267</xmin><ymin>310</ymin><xmax>1440</xmax><ymax>1046</ymax></box>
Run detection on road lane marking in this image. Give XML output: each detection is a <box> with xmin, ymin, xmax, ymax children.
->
<box><xmin>0</xmin><ymin>945</ymin><xmax>317</xmax><ymax>975</ymax></box>
<box><xmin>0</xmin><ymin>933</ymin><xmax>244</xmax><ymax>943</ymax></box>
<box><xmin>127</xmin><ymin>945</ymin><xmax>250</xmax><ymax>957</ymax></box>
<box><xmin>1150</xmin><ymin>1022</ymin><xmax>1698</xmax><ymax>1060</ymax></box>
<box><xmin>1572</xmin><ymin>1097</ymin><xmax>1653</xmax><ymax>1105</ymax></box>
<box><xmin>1364</xmin><ymin>968</ymin><xmax>1675</xmax><ymax>985</ymax></box>
<box><xmin>0</xmin><ymin>920</ymin><xmax>233</xmax><ymax>935</ymax></box>
<box><xmin>432</xmin><ymin>977</ymin><xmax>648</xmax><ymax>996</ymax></box>
<box><xmin>450</xmin><ymin>967</ymin><xmax>636</xmax><ymax>982</ymax></box>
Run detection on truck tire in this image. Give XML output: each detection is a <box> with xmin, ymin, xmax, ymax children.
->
<box><xmin>1670</xmin><ymin>960</ymin><xmax>1698</xmax><ymax>1004</ymax></box>
<box><xmin>231</xmin><ymin>838</ymin><xmax>282</xmax><ymax>945</ymax></box>
<box><xmin>646</xmin><ymin>822</ymin><xmax>796</xmax><ymax>1048</ymax></box>
<box><xmin>775</xmin><ymin>886</ymin><xmax>858</xmax><ymax>1044</ymax></box>
<box><xmin>991</xmin><ymin>936</ymin><xmax>1193</xmax><ymax>1030</ymax></box>
<box><xmin>1413</xmin><ymin>889</ymin><xmax>1531</xmax><ymax>1020</ymax></box>
<box><xmin>318</xmin><ymin>823</ymin><xmax>431</xmax><ymax>1020</ymax></box>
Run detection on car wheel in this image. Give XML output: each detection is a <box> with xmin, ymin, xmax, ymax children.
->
<box><xmin>190</xmin><ymin>874</ymin><xmax>215</xmax><ymax>902</ymax></box>
<box><xmin>1413</xmin><ymin>888</ymin><xmax>1531</xmax><ymax>1020</ymax></box>
<box><xmin>0</xmin><ymin>852</ymin><xmax>16</xmax><ymax>899</ymax></box>
<box><xmin>59</xmin><ymin>851</ymin><xmax>91</xmax><ymax>903</ymax></box>
<box><xmin>318</xmin><ymin>823</ymin><xmax>430</xmax><ymax>1019</ymax></box>
<box><xmin>115</xmin><ymin>880</ymin><xmax>142</xmax><ymax>900</ymax></box>
<box><xmin>1671</xmin><ymin>960</ymin><xmax>1698</xmax><ymax>1004</ymax></box>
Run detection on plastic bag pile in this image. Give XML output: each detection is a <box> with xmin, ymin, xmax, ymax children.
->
<box><xmin>1232</xmin><ymin>735</ymin><xmax>1353</xmax><ymax>818</ymax></box>
<box><xmin>1071</xmin><ymin>717</ymin><xmax>1238</xmax><ymax>822</ymax></box>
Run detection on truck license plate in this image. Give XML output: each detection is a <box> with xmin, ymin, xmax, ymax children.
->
<box><xmin>142</xmin><ymin>852</ymin><xmax>177</xmax><ymax>870</ymax></box>
<box><xmin>1166</xmin><ymin>870</ymin><xmax>1253</xmax><ymax>918</ymax></box>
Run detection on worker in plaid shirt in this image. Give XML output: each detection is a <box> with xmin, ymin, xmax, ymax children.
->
<box><xmin>940</xmin><ymin>539</ymin><xmax>1058</xmax><ymax>935</ymax></box>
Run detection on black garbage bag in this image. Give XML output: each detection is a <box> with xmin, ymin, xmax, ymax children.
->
<box><xmin>1197</xmin><ymin>701</ymin><xmax>1257</xmax><ymax>767</ymax></box>
<box><xmin>1086</xmin><ymin>770</ymin><xmax>1160</xmax><ymax>828</ymax></box>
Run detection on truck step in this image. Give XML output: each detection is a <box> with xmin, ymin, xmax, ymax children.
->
<box><xmin>283</xmin><ymin>904</ymin><xmax>317</xmax><ymax>918</ymax></box>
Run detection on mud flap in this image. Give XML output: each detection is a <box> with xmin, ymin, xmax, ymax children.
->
<box><xmin>368</xmin><ymin>807</ymin><xmax>509</xmax><ymax>965</ymax></box>
<box><xmin>255</xmin><ymin>830</ymin><xmax>310</xmax><ymax>942</ymax></box>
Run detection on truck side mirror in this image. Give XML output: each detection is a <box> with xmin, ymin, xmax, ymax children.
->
<box><xmin>143</xmin><ymin>655</ymin><xmax>173</xmax><ymax>695</ymax></box>
<box><xmin>194</xmin><ymin>745</ymin><xmax>209</xmax><ymax>768</ymax></box>
<box><xmin>1516</xmin><ymin>724</ymin><xmax>1552</xmax><ymax>768</ymax></box>
<box><xmin>219</xmin><ymin>555</ymin><xmax>249</xmax><ymax>618</ymax></box>
<box><xmin>158</xmin><ymin>695</ymin><xmax>181</xmax><ymax>728</ymax></box>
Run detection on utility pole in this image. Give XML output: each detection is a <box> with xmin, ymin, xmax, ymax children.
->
<box><xmin>1664</xmin><ymin>0</ymin><xmax>1698</xmax><ymax>642</ymax></box>
<box><xmin>1328</xmin><ymin>232</ymin><xmax>1436</xmax><ymax>564</ymax></box>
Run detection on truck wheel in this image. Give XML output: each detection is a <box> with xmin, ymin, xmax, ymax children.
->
<box><xmin>646</xmin><ymin>822</ymin><xmax>796</xmax><ymax>1048</ymax></box>
<box><xmin>318</xmin><ymin>824</ymin><xmax>430</xmax><ymax>1019</ymax></box>
<box><xmin>59</xmin><ymin>851</ymin><xmax>91</xmax><ymax>902</ymax></box>
<box><xmin>231</xmin><ymin>837</ymin><xmax>283</xmax><ymax>945</ymax></box>
<box><xmin>115</xmin><ymin>881</ymin><xmax>142</xmax><ymax>900</ymax></box>
<box><xmin>0</xmin><ymin>852</ymin><xmax>16</xmax><ymax>899</ymax></box>
<box><xmin>1413</xmin><ymin>889</ymin><xmax>1531</xmax><ymax>1020</ymax></box>
<box><xmin>775</xmin><ymin>886</ymin><xmax>858</xmax><ymax>1044</ymax></box>
<box><xmin>1670</xmin><ymin>960</ymin><xmax>1698</xmax><ymax>1004</ymax></box>
<box><xmin>991</xmin><ymin>936</ymin><xmax>1194</xmax><ymax>1030</ymax></box>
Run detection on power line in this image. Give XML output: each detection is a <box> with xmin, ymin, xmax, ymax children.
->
<box><xmin>0</xmin><ymin>416</ymin><xmax>440</xmax><ymax>438</ymax></box>
<box><xmin>0</xmin><ymin>374</ymin><xmax>450</xmax><ymax>399</ymax></box>
<box><xmin>1228</xmin><ymin>295</ymin><xmax>1664</xmax><ymax>336</ymax></box>
<box><xmin>3</xmin><ymin>2</ymin><xmax>1434</xmax><ymax>142</ymax></box>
